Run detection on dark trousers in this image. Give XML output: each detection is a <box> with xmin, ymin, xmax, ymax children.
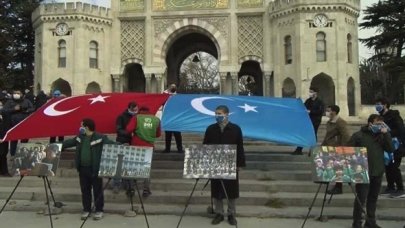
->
<box><xmin>10</xmin><ymin>139</ymin><xmax>28</xmax><ymax>156</ymax></box>
<box><xmin>164</xmin><ymin>131</ymin><xmax>183</xmax><ymax>152</ymax></box>
<box><xmin>353</xmin><ymin>176</ymin><xmax>383</xmax><ymax>226</ymax></box>
<box><xmin>385</xmin><ymin>153</ymin><xmax>403</xmax><ymax>190</ymax></box>
<box><xmin>79</xmin><ymin>166</ymin><xmax>104</xmax><ymax>212</ymax></box>
<box><xmin>0</xmin><ymin>142</ymin><xmax>9</xmax><ymax>175</ymax></box>
<box><xmin>50</xmin><ymin>136</ymin><xmax>64</xmax><ymax>143</ymax></box>
<box><xmin>296</xmin><ymin>121</ymin><xmax>321</xmax><ymax>152</ymax></box>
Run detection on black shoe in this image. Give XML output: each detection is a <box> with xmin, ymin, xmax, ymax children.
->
<box><xmin>364</xmin><ymin>221</ymin><xmax>382</xmax><ymax>228</ymax></box>
<box><xmin>327</xmin><ymin>186</ymin><xmax>343</xmax><ymax>195</ymax></box>
<box><xmin>142</xmin><ymin>190</ymin><xmax>151</xmax><ymax>197</ymax></box>
<box><xmin>228</xmin><ymin>215</ymin><xmax>237</xmax><ymax>225</ymax></box>
<box><xmin>389</xmin><ymin>189</ymin><xmax>405</xmax><ymax>198</ymax></box>
<box><xmin>211</xmin><ymin>214</ymin><xmax>224</xmax><ymax>225</ymax></box>
<box><xmin>380</xmin><ymin>187</ymin><xmax>396</xmax><ymax>195</ymax></box>
<box><xmin>352</xmin><ymin>222</ymin><xmax>362</xmax><ymax>228</ymax></box>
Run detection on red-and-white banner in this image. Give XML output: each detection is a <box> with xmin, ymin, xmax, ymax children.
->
<box><xmin>2</xmin><ymin>93</ymin><xmax>170</xmax><ymax>141</ymax></box>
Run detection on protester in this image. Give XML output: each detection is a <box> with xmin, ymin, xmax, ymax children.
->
<box><xmin>62</xmin><ymin>118</ymin><xmax>115</xmax><ymax>221</ymax></box>
<box><xmin>126</xmin><ymin>106</ymin><xmax>161</xmax><ymax>197</ymax></box>
<box><xmin>34</xmin><ymin>90</ymin><xmax>48</xmax><ymax>110</ymax></box>
<box><xmin>322</xmin><ymin>105</ymin><xmax>351</xmax><ymax>194</ymax></box>
<box><xmin>162</xmin><ymin>84</ymin><xmax>183</xmax><ymax>153</ymax></box>
<box><xmin>203</xmin><ymin>105</ymin><xmax>246</xmax><ymax>225</ymax></box>
<box><xmin>112</xmin><ymin>101</ymin><xmax>138</xmax><ymax>194</ymax></box>
<box><xmin>50</xmin><ymin>90</ymin><xmax>65</xmax><ymax>143</ymax></box>
<box><xmin>375</xmin><ymin>97</ymin><xmax>405</xmax><ymax>198</ymax></box>
<box><xmin>2</xmin><ymin>88</ymin><xmax>34</xmax><ymax>156</ymax></box>
<box><xmin>0</xmin><ymin>93</ymin><xmax>11</xmax><ymax>176</ymax></box>
<box><xmin>349</xmin><ymin>114</ymin><xmax>393</xmax><ymax>228</ymax></box>
<box><xmin>24</xmin><ymin>88</ymin><xmax>35</xmax><ymax>105</ymax></box>
<box><xmin>292</xmin><ymin>87</ymin><xmax>324</xmax><ymax>155</ymax></box>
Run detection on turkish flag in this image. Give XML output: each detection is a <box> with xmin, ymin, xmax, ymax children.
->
<box><xmin>2</xmin><ymin>93</ymin><xmax>170</xmax><ymax>141</ymax></box>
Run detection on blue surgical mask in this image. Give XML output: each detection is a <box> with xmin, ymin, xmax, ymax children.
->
<box><xmin>79</xmin><ymin>127</ymin><xmax>86</xmax><ymax>135</ymax></box>
<box><xmin>215</xmin><ymin>115</ymin><xmax>226</xmax><ymax>124</ymax></box>
<box><xmin>128</xmin><ymin>111</ymin><xmax>136</xmax><ymax>116</ymax></box>
<box><xmin>375</xmin><ymin>104</ymin><xmax>384</xmax><ymax>113</ymax></box>
<box><xmin>370</xmin><ymin>124</ymin><xmax>381</xmax><ymax>134</ymax></box>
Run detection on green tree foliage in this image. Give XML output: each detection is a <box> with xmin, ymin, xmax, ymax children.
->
<box><xmin>360</xmin><ymin>0</ymin><xmax>405</xmax><ymax>104</ymax></box>
<box><xmin>0</xmin><ymin>0</ymin><xmax>40</xmax><ymax>89</ymax></box>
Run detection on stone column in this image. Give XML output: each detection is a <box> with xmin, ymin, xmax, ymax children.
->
<box><xmin>264</xmin><ymin>72</ymin><xmax>272</xmax><ymax>97</ymax></box>
<box><xmin>220</xmin><ymin>72</ymin><xmax>228</xmax><ymax>95</ymax></box>
<box><xmin>145</xmin><ymin>73</ymin><xmax>152</xmax><ymax>93</ymax></box>
<box><xmin>231</xmin><ymin>72</ymin><xmax>239</xmax><ymax>95</ymax></box>
<box><xmin>155</xmin><ymin>73</ymin><xmax>163</xmax><ymax>93</ymax></box>
<box><xmin>111</xmin><ymin>74</ymin><xmax>121</xmax><ymax>92</ymax></box>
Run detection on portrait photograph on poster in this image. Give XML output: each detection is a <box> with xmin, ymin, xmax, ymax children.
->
<box><xmin>12</xmin><ymin>143</ymin><xmax>62</xmax><ymax>177</ymax></box>
<box><xmin>311</xmin><ymin>146</ymin><xmax>369</xmax><ymax>184</ymax></box>
<box><xmin>183</xmin><ymin>144</ymin><xmax>237</xmax><ymax>180</ymax></box>
<box><xmin>98</xmin><ymin>144</ymin><xmax>153</xmax><ymax>179</ymax></box>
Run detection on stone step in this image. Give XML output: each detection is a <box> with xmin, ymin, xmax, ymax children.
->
<box><xmin>2</xmin><ymin>200</ymin><xmax>403</xmax><ymax>220</ymax></box>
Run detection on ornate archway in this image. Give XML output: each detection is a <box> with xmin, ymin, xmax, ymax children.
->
<box><xmin>238</xmin><ymin>60</ymin><xmax>263</xmax><ymax>96</ymax></box>
<box><xmin>85</xmin><ymin>81</ymin><xmax>102</xmax><ymax>94</ymax></box>
<box><xmin>51</xmin><ymin>78</ymin><xmax>72</xmax><ymax>96</ymax></box>
<box><xmin>282</xmin><ymin>77</ymin><xmax>296</xmax><ymax>98</ymax></box>
<box><xmin>348</xmin><ymin>77</ymin><xmax>356</xmax><ymax>116</ymax></box>
<box><xmin>311</xmin><ymin>73</ymin><xmax>335</xmax><ymax>107</ymax></box>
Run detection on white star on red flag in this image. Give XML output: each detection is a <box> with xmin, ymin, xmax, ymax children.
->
<box><xmin>89</xmin><ymin>95</ymin><xmax>110</xmax><ymax>105</ymax></box>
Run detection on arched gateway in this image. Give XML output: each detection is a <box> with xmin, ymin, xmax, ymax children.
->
<box><xmin>32</xmin><ymin>0</ymin><xmax>361</xmax><ymax>117</ymax></box>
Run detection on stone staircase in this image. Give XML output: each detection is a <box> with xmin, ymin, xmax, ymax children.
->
<box><xmin>1</xmin><ymin>122</ymin><xmax>404</xmax><ymax>219</ymax></box>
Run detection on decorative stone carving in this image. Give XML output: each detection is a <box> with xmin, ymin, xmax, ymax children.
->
<box><xmin>121</xmin><ymin>20</ymin><xmax>145</xmax><ymax>62</ymax></box>
<box><xmin>238</xmin><ymin>0</ymin><xmax>263</xmax><ymax>8</ymax></box>
<box><xmin>152</xmin><ymin>0</ymin><xmax>229</xmax><ymax>11</ymax></box>
<box><xmin>238</xmin><ymin>16</ymin><xmax>263</xmax><ymax>60</ymax></box>
<box><xmin>153</xmin><ymin>17</ymin><xmax>229</xmax><ymax>41</ymax></box>
<box><xmin>120</xmin><ymin>0</ymin><xmax>144</xmax><ymax>12</ymax></box>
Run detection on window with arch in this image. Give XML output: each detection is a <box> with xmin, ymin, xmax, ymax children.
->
<box><xmin>284</xmin><ymin>35</ymin><xmax>292</xmax><ymax>64</ymax></box>
<box><xmin>89</xmin><ymin>41</ymin><xmax>98</xmax><ymax>68</ymax></box>
<box><xmin>347</xmin><ymin>33</ymin><xmax>353</xmax><ymax>63</ymax></box>
<box><xmin>58</xmin><ymin>40</ymin><xmax>66</xmax><ymax>68</ymax></box>
<box><xmin>316</xmin><ymin>32</ymin><xmax>326</xmax><ymax>62</ymax></box>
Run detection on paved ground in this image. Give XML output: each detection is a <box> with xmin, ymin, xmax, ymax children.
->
<box><xmin>0</xmin><ymin>212</ymin><xmax>403</xmax><ymax>228</ymax></box>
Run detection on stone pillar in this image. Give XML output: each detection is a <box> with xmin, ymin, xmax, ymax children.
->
<box><xmin>220</xmin><ymin>72</ymin><xmax>228</xmax><ymax>95</ymax></box>
<box><xmin>264</xmin><ymin>72</ymin><xmax>272</xmax><ymax>97</ymax></box>
<box><xmin>231</xmin><ymin>72</ymin><xmax>239</xmax><ymax>95</ymax></box>
<box><xmin>111</xmin><ymin>74</ymin><xmax>121</xmax><ymax>92</ymax></box>
<box><xmin>155</xmin><ymin>73</ymin><xmax>163</xmax><ymax>93</ymax></box>
<box><xmin>145</xmin><ymin>73</ymin><xmax>152</xmax><ymax>93</ymax></box>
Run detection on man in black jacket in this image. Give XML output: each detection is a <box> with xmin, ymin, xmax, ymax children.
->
<box><xmin>203</xmin><ymin>105</ymin><xmax>246</xmax><ymax>226</ymax></box>
<box><xmin>292</xmin><ymin>87</ymin><xmax>324</xmax><ymax>155</ymax></box>
<box><xmin>375</xmin><ymin>97</ymin><xmax>405</xmax><ymax>197</ymax></box>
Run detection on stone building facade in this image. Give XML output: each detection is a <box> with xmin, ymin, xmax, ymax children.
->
<box><xmin>32</xmin><ymin>0</ymin><xmax>361</xmax><ymax>117</ymax></box>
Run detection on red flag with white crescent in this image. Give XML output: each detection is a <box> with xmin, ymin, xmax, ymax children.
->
<box><xmin>2</xmin><ymin>93</ymin><xmax>170</xmax><ymax>141</ymax></box>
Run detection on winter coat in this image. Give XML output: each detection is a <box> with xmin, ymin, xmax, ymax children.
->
<box><xmin>2</xmin><ymin>98</ymin><xmax>34</xmax><ymax>126</ymax></box>
<box><xmin>304</xmin><ymin>97</ymin><xmax>324</xmax><ymax>126</ymax></box>
<box><xmin>203</xmin><ymin>122</ymin><xmax>246</xmax><ymax>199</ymax></box>
<box><xmin>115</xmin><ymin>110</ymin><xmax>134</xmax><ymax>144</ymax></box>
<box><xmin>322</xmin><ymin>117</ymin><xmax>351</xmax><ymax>146</ymax></box>
<box><xmin>380</xmin><ymin>109</ymin><xmax>405</xmax><ymax>144</ymax></box>
<box><xmin>348</xmin><ymin>126</ymin><xmax>393</xmax><ymax>177</ymax></box>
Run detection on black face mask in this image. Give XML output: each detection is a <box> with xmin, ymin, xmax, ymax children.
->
<box><xmin>170</xmin><ymin>88</ymin><xmax>176</xmax><ymax>93</ymax></box>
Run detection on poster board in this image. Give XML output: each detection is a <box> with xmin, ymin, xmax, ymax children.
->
<box><xmin>98</xmin><ymin>144</ymin><xmax>153</xmax><ymax>179</ymax></box>
<box><xmin>183</xmin><ymin>144</ymin><xmax>237</xmax><ymax>180</ymax></box>
<box><xmin>311</xmin><ymin>146</ymin><xmax>369</xmax><ymax>184</ymax></box>
<box><xmin>12</xmin><ymin>143</ymin><xmax>62</xmax><ymax>177</ymax></box>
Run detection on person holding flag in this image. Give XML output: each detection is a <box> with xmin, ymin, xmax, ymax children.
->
<box><xmin>162</xmin><ymin>84</ymin><xmax>183</xmax><ymax>153</ymax></box>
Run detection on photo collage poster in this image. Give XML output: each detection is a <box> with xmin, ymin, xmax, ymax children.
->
<box><xmin>311</xmin><ymin>146</ymin><xmax>369</xmax><ymax>184</ymax></box>
<box><xmin>12</xmin><ymin>143</ymin><xmax>62</xmax><ymax>177</ymax></box>
<box><xmin>183</xmin><ymin>144</ymin><xmax>237</xmax><ymax>180</ymax></box>
<box><xmin>98</xmin><ymin>144</ymin><xmax>153</xmax><ymax>179</ymax></box>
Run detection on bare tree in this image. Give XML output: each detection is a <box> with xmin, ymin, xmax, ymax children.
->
<box><xmin>179</xmin><ymin>52</ymin><xmax>219</xmax><ymax>93</ymax></box>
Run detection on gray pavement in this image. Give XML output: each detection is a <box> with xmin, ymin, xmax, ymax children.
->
<box><xmin>0</xmin><ymin>212</ymin><xmax>403</xmax><ymax>228</ymax></box>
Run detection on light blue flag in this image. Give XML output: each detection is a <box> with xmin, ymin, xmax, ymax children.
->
<box><xmin>161</xmin><ymin>94</ymin><xmax>316</xmax><ymax>147</ymax></box>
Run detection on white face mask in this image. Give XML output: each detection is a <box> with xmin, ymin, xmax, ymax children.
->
<box><xmin>309</xmin><ymin>92</ymin><xmax>315</xmax><ymax>98</ymax></box>
<box><xmin>325</xmin><ymin>111</ymin><xmax>331</xmax><ymax>118</ymax></box>
<box><xmin>12</xmin><ymin>94</ymin><xmax>21</xmax><ymax>100</ymax></box>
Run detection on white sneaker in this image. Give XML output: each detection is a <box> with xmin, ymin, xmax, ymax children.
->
<box><xmin>81</xmin><ymin>212</ymin><xmax>89</xmax><ymax>220</ymax></box>
<box><xmin>93</xmin><ymin>211</ymin><xmax>103</xmax><ymax>220</ymax></box>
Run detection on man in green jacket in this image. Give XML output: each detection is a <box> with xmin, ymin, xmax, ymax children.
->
<box><xmin>349</xmin><ymin>114</ymin><xmax>393</xmax><ymax>228</ymax></box>
<box><xmin>63</xmin><ymin>118</ymin><xmax>115</xmax><ymax>221</ymax></box>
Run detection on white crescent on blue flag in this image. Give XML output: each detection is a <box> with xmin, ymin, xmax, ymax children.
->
<box><xmin>161</xmin><ymin>94</ymin><xmax>316</xmax><ymax>147</ymax></box>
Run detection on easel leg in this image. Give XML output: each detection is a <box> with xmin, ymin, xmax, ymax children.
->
<box><xmin>0</xmin><ymin>175</ymin><xmax>24</xmax><ymax>214</ymax></box>
<box><xmin>317</xmin><ymin>182</ymin><xmax>329</xmax><ymax>222</ymax></box>
<box><xmin>80</xmin><ymin>178</ymin><xmax>111</xmax><ymax>228</ymax></box>
<box><xmin>43</xmin><ymin>177</ymin><xmax>54</xmax><ymax>228</ymax></box>
<box><xmin>301</xmin><ymin>182</ymin><xmax>323</xmax><ymax>228</ymax></box>
<box><xmin>134</xmin><ymin>179</ymin><xmax>150</xmax><ymax>228</ymax></box>
<box><xmin>45</xmin><ymin>176</ymin><xmax>61</xmax><ymax>208</ymax></box>
<box><xmin>220</xmin><ymin>180</ymin><xmax>237</xmax><ymax>228</ymax></box>
<box><xmin>176</xmin><ymin>178</ymin><xmax>199</xmax><ymax>228</ymax></box>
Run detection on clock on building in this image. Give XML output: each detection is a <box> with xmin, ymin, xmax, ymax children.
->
<box><xmin>313</xmin><ymin>14</ymin><xmax>328</xmax><ymax>27</ymax></box>
<box><xmin>55</xmin><ymin>23</ymin><xmax>69</xmax><ymax>36</ymax></box>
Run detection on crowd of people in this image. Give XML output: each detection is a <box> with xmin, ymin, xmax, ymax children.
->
<box><xmin>0</xmin><ymin>85</ymin><xmax>404</xmax><ymax>227</ymax></box>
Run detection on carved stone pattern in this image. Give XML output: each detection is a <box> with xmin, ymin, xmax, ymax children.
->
<box><xmin>153</xmin><ymin>17</ymin><xmax>229</xmax><ymax>41</ymax></box>
<box><xmin>238</xmin><ymin>0</ymin><xmax>263</xmax><ymax>8</ymax></box>
<box><xmin>121</xmin><ymin>20</ymin><xmax>145</xmax><ymax>62</ymax></box>
<box><xmin>238</xmin><ymin>16</ymin><xmax>263</xmax><ymax>59</ymax></box>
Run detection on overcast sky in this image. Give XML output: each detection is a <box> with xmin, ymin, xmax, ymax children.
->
<box><xmin>46</xmin><ymin>0</ymin><xmax>378</xmax><ymax>59</ymax></box>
